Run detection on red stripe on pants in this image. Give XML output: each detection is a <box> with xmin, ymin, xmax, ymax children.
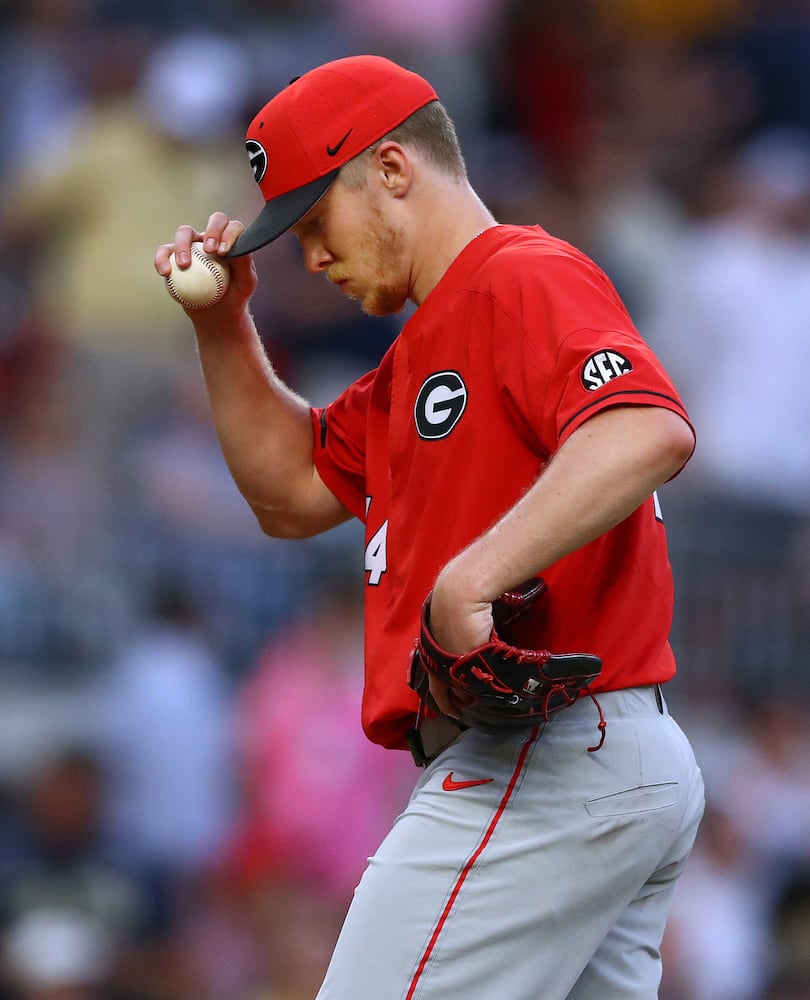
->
<box><xmin>405</xmin><ymin>727</ymin><xmax>539</xmax><ymax>999</ymax></box>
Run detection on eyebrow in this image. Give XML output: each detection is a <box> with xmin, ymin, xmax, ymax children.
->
<box><xmin>292</xmin><ymin>209</ymin><xmax>323</xmax><ymax>238</ymax></box>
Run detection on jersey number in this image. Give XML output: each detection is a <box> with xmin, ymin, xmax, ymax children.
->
<box><xmin>364</xmin><ymin>519</ymin><xmax>388</xmax><ymax>585</ymax></box>
<box><xmin>364</xmin><ymin>497</ymin><xmax>388</xmax><ymax>585</ymax></box>
<box><xmin>363</xmin><ymin>493</ymin><xmax>661</xmax><ymax>586</ymax></box>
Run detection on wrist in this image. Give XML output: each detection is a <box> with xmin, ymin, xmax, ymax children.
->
<box><xmin>191</xmin><ymin>302</ymin><xmax>257</xmax><ymax>341</ymax></box>
<box><xmin>434</xmin><ymin>541</ymin><xmax>516</xmax><ymax>609</ymax></box>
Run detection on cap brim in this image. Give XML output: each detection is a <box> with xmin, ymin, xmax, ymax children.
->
<box><xmin>228</xmin><ymin>168</ymin><xmax>339</xmax><ymax>257</ymax></box>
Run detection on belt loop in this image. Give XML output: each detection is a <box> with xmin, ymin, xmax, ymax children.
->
<box><xmin>654</xmin><ymin>683</ymin><xmax>664</xmax><ymax>714</ymax></box>
<box><xmin>406</xmin><ymin>684</ymin><xmax>433</xmax><ymax>767</ymax></box>
<box><xmin>407</xmin><ymin>651</ymin><xmax>433</xmax><ymax>767</ymax></box>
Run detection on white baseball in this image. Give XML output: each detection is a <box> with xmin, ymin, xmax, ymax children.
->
<box><xmin>165</xmin><ymin>243</ymin><xmax>230</xmax><ymax>309</ymax></box>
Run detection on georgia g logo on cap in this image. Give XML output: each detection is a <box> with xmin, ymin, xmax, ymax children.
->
<box><xmin>246</xmin><ymin>139</ymin><xmax>268</xmax><ymax>183</ymax></box>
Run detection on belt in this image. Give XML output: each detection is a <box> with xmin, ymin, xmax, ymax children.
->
<box><xmin>550</xmin><ymin>683</ymin><xmax>666</xmax><ymax>722</ymax></box>
<box><xmin>406</xmin><ymin>684</ymin><xmax>666</xmax><ymax>768</ymax></box>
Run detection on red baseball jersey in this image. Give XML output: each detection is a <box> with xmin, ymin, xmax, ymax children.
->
<box><xmin>311</xmin><ymin>225</ymin><xmax>693</xmax><ymax>750</ymax></box>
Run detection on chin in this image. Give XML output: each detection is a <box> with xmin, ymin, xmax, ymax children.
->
<box><xmin>361</xmin><ymin>287</ymin><xmax>408</xmax><ymax>317</ymax></box>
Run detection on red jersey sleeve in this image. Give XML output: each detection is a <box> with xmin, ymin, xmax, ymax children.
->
<box><xmin>310</xmin><ymin>368</ymin><xmax>376</xmax><ymax>523</ymax></box>
<box><xmin>492</xmin><ymin>247</ymin><xmax>694</xmax><ymax>461</ymax></box>
<box><xmin>553</xmin><ymin>326</ymin><xmax>694</xmax><ymax>449</ymax></box>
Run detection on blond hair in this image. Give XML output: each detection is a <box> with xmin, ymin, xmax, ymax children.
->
<box><xmin>339</xmin><ymin>100</ymin><xmax>466</xmax><ymax>188</ymax></box>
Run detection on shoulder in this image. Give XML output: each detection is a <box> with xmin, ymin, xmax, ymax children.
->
<box><xmin>480</xmin><ymin>224</ymin><xmax>598</xmax><ymax>264</ymax></box>
<box><xmin>464</xmin><ymin>226</ymin><xmax>630</xmax><ymax>329</ymax></box>
<box><xmin>470</xmin><ymin>226</ymin><xmax>617</xmax><ymax>295</ymax></box>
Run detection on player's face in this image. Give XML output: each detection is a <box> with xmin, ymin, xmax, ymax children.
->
<box><xmin>291</xmin><ymin>177</ymin><xmax>411</xmax><ymax>316</ymax></box>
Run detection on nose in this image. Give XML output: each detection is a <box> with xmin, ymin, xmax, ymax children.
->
<box><xmin>300</xmin><ymin>238</ymin><xmax>334</xmax><ymax>275</ymax></box>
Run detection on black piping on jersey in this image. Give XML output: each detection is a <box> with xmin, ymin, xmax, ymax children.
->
<box><xmin>558</xmin><ymin>389</ymin><xmax>685</xmax><ymax>438</ymax></box>
<box><xmin>320</xmin><ymin>410</ymin><xmax>328</xmax><ymax>448</ymax></box>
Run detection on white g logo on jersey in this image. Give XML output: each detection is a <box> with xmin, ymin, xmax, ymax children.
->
<box><xmin>414</xmin><ymin>371</ymin><xmax>468</xmax><ymax>440</ymax></box>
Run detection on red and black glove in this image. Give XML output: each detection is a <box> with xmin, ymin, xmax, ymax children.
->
<box><xmin>410</xmin><ymin>578</ymin><xmax>603</xmax><ymax>735</ymax></box>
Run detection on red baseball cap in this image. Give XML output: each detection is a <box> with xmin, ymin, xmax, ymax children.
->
<box><xmin>228</xmin><ymin>55</ymin><xmax>438</xmax><ymax>257</ymax></box>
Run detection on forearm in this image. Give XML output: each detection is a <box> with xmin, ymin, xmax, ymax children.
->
<box><xmin>192</xmin><ymin>306</ymin><xmax>347</xmax><ymax>537</ymax></box>
<box><xmin>155</xmin><ymin>218</ymin><xmax>350</xmax><ymax>537</ymax></box>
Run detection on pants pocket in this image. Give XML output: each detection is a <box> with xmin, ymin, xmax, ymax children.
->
<box><xmin>585</xmin><ymin>782</ymin><xmax>679</xmax><ymax>817</ymax></box>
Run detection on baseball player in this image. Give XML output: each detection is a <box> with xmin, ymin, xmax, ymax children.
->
<box><xmin>155</xmin><ymin>56</ymin><xmax>704</xmax><ymax>1000</ymax></box>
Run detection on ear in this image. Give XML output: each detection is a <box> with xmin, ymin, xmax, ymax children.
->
<box><xmin>373</xmin><ymin>141</ymin><xmax>412</xmax><ymax>198</ymax></box>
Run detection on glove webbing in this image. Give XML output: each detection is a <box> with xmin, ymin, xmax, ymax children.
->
<box><xmin>408</xmin><ymin>644</ymin><xmax>607</xmax><ymax>753</ymax></box>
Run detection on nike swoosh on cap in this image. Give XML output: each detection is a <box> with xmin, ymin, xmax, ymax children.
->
<box><xmin>327</xmin><ymin>129</ymin><xmax>353</xmax><ymax>156</ymax></box>
<box><xmin>442</xmin><ymin>772</ymin><xmax>494</xmax><ymax>792</ymax></box>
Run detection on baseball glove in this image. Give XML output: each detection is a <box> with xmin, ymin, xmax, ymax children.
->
<box><xmin>409</xmin><ymin>578</ymin><xmax>604</xmax><ymax>744</ymax></box>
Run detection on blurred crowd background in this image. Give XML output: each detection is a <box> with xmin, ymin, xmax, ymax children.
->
<box><xmin>1</xmin><ymin>1</ymin><xmax>810</xmax><ymax>998</ymax></box>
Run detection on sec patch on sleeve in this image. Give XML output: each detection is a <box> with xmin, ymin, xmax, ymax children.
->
<box><xmin>581</xmin><ymin>349</ymin><xmax>633</xmax><ymax>391</ymax></box>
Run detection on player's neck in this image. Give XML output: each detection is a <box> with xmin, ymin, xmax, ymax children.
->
<box><xmin>409</xmin><ymin>181</ymin><xmax>497</xmax><ymax>306</ymax></box>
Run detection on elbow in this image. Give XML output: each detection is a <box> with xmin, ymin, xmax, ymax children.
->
<box><xmin>252</xmin><ymin>506</ymin><xmax>318</xmax><ymax>539</ymax></box>
<box><xmin>249</xmin><ymin>501</ymin><xmax>351</xmax><ymax>539</ymax></box>
<box><xmin>659</xmin><ymin>410</ymin><xmax>696</xmax><ymax>481</ymax></box>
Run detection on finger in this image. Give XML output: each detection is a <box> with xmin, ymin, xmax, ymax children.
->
<box><xmin>198</xmin><ymin>211</ymin><xmax>228</xmax><ymax>254</ymax></box>
<box><xmin>154</xmin><ymin>243</ymin><xmax>176</xmax><ymax>277</ymax></box>
<box><xmin>201</xmin><ymin>219</ymin><xmax>246</xmax><ymax>257</ymax></box>
<box><xmin>449</xmin><ymin>688</ymin><xmax>476</xmax><ymax>710</ymax></box>
<box><xmin>434</xmin><ymin>692</ymin><xmax>461</xmax><ymax>720</ymax></box>
<box><xmin>172</xmin><ymin>224</ymin><xmax>204</xmax><ymax>267</ymax></box>
<box><xmin>217</xmin><ymin>219</ymin><xmax>246</xmax><ymax>255</ymax></box>
<box><xmin>428</xmin><ymin>677</ymin><xmax>462</xmax><ymax>720</ymax></box>
<box><xmin>200</xmin><ymin>213</ymin><xmax>245</xmax><ymax>256</ymax></box>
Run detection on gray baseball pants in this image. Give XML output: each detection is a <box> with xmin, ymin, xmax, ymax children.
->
<box><xmin>316</xmin><ymin>685</ymin><xmax>705</xmax><ymax>1000</ymax></box>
